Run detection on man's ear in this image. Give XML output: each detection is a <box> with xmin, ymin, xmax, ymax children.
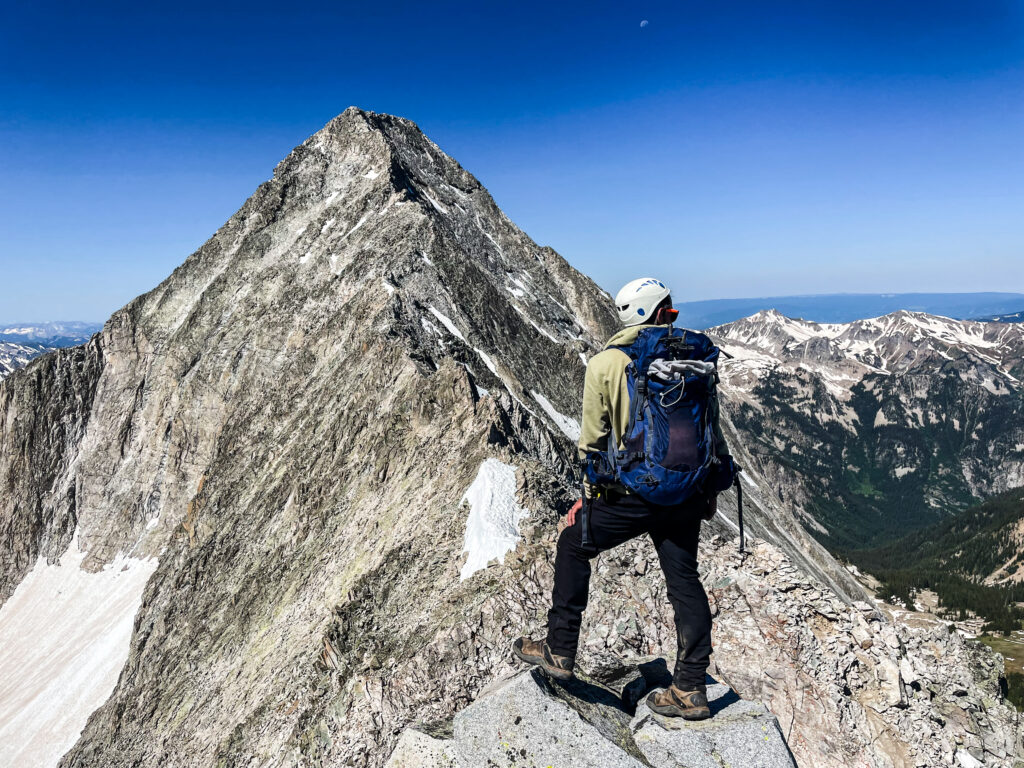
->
<box><xmin>655</xmin><ymin>307</ymin><xmax>679</xmax><ymax>324</ymax></box>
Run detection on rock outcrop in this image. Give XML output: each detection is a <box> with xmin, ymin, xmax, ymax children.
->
<box><xmin>386</xmin><ymin>662</ymin><xmax>796</xmax><ymax>768</ymax></box>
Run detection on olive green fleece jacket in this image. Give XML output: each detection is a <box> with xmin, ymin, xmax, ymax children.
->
<box><xmin>578</xmin><ymin>324</ymin><xmax>729</xmax><ymax>495</ymax></box>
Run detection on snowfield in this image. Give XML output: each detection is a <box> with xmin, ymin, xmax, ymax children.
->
<box><xmin>459</xmin><ymin>459</ymin><xmax>529</xmax><ymax>580</ymax></box>
<box><xmin>0</xmin><ymin>537</ymin><xmax>159</xmax><ymax>768</ymax></box>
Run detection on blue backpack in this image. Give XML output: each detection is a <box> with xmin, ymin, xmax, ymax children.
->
<box><xmin>583</xmin><ymin>325</ymin><xmax>736</xmax><ymax>506</ymax></box>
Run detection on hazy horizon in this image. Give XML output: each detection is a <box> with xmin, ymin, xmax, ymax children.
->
<box><xmin>4</xmin><ymin>290</ymin><xmax>1023</xmax><ymax>329</ymax></box>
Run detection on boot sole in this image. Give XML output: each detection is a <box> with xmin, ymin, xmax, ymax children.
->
<box><xmin>512</xmin><ymin>641</ymin><xmax>574</xmax><ymax>680</ymax></box>
<box><xmin>646</xmin><ymin>692</ymin><xmax>711</xmax><ymax>720</ymax></box>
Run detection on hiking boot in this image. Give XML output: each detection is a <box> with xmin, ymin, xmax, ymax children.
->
<box><xmin>512</xmin><ymin>637</ymin><xmax>575</xmax><ymax>680</ymax></box>
<box><xmin>646</xmin><ymin>684</ymin><xmax>711</xmax><ymax>720</ymax></box>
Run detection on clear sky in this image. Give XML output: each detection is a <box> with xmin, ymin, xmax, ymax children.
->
<box><xmin>2</xmin><ymin>0</ymin><xmax>1022</xmax><ymax>322</ymax></box>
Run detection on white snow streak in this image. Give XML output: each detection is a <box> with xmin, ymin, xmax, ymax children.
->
<box><xmin>423</xmin><ymin>191</ymin><xmax>448</xmax><ymax>215</ymax></box>
<box><xmin>460</xmin><ymin>459</ymin><xmax>529</xmax><ymax>580</ymax></box>
<box><xmin>0</xmin><ymin>538</ymin><xmax>159</xmax><ymax>768</ymax></box>
<box><xmin>530</xmin><ymin>391</ymin><xmax>581</xmax><ymax>442</ymax></box>
<box><xmin>474</xmin><ymin>348</ymin><xmax>498</xmax><ymax>375</ymax></box>
<box><xmin>428</xmin><ymin>307</ymin><xmax>466</xmax><ymax>342</ymax></box>
<box><xmin>342</xmin><ymin>214</ymin><xmax>369</xmax><ymax>239</ymax></box>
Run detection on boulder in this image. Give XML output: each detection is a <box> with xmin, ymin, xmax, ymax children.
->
<box><xmin>630</xmin><ymin>681</ymin><xmax>797</xmax><ymax>768</ymax></box>
<box><xmin>452</xmin><ymin>668</ymin><xmax>647</xmax><ymax>768</ymax></box>
<box><xmin>384</xmin><ymin>660</ymin><xmax>797</xmax><ymax>768</ymax></box>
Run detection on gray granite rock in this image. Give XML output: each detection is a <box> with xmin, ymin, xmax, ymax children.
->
<box><xmin>384</xmin><ymin>726</ymin><xmax>458</xmax><ymax>768</ymax></box>
<box><xmin>452</xmin><ymin>668</ymin><xmax>648</xmax><ymax>768</ymax></box>
<box><xmin>630</xmin><ymin>682</ymin><xmax>796</xmax><ymax>768</ymax></box>
<box><xmin>392</xmin><ymin>663</ymin><xmax>798</xmax><ymax>768</ymax></box>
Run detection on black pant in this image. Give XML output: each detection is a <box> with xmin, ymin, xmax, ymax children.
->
<box><xmin>545</xmin><ymin>489</ymin><xmax>712</xmax><ymax>690</ymax></box>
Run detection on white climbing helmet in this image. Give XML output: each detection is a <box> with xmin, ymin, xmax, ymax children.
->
<box><xmin>615</xmin><ymin>278</ymin><xmax>671</xmax><ymax>326</ymax></box>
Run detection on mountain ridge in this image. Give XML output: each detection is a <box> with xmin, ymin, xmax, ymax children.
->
<box><xmin>709</xmin><ymin>306</ymin><xmax>1024</xmax><ymax>551</ymax></box>
<box><xmin>675</xmin><ymin>292</ymin><xmax>1024</xmax><ymax>328</ymax></box>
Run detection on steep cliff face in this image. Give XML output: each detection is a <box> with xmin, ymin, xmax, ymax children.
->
<box><xmin>0</xmin><ymin>109</ymin><xmax>1018</xmax><ymax>768</ymax></box>
<box><xmin>0</xmin><ymin>339</ymin><xmax>103</xmax><ymax>598</ymax></box>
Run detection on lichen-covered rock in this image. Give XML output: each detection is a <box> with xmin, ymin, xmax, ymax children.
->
<box><xmin>452</xmin><ymin>669</ymin><xmax>647</xmax><ymax>768</ymax></box>
<box><xmin>383</xmin><ymin>727</ymin><xmax>457</xmax><ymax>768</ymax></box>
<box><xmin>630</xmin><ymin>682</ymin><xmax>796</xmax><ymax>768</ymax></box>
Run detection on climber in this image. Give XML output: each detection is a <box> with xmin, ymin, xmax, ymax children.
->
<box><xmin>513</xmin><ymin>277</ymin><xmax>736</xmax><ymax>721</ymax></box>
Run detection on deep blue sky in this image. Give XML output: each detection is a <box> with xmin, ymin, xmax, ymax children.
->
<box><xmin>2</xmin><ymin>1</ymin><xmax>1022</xmax><ymax>322</ymax></box>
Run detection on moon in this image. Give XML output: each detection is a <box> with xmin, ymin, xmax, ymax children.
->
<box><xmin>640</xmin><ymin>19</ymin><xmax>649</xmax><ymax>28</ymax></box>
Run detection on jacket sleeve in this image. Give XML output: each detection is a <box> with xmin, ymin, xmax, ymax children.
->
<box><xmin>577</xmin><ymin>351</ymin><xmax>631</xmax><ymax>497</ymax></box>
<box><xmin>577</xmin><ymin>350</ymin><xmax>631</xmax><ymax>460</ymax></box>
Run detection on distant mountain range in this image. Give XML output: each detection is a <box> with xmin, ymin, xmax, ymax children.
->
<box><xmin>0</xmin><ymin>323</ymin><xmax>102</xmax><ymax>379</ymax></box>
<box><xmin>712</xmin><ymin>308</ymin><xmax>1024</xmax><ymax>552</ymax></box>
<box><xmin>675</xmin><ymin>292</ymin><xmax>1024</xmax><ymax>328</ymax></box>
<box><xmin>0</xmin><ymin>342</ymin><xmax>54</xmax><ymax>379</ymax></box>
<box><xmin>0</xmin><ymin>321</ymin><xmax>102</xmax><ymax>346</ymax></box>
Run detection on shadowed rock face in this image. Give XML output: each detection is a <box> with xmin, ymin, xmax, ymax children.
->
<box><xmin>0</xmin><ymin>108</ymin><xmax>1019</xmax><ymax>768</ymax></box>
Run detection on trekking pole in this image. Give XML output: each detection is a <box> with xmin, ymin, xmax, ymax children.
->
<box><xmin>734</xmin><ymin>473</ymin><xmax>745</xmax><ymax>554</ymax></box>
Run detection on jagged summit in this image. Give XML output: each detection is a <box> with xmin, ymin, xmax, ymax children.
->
<box><xmin>0</xmin><ymin>107</ymin><xmax>617</xmax><ymax>580</ymax></box>
<box><xmin>0</xmin><ymin>109</ymin><xmax>623</xmax><ymax>768</ymax></box>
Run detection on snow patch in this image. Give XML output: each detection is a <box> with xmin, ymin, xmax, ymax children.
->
<box><xmin>474</xmin><ymin>348</ymin><xmax>498</xmax><ymax>375</ymax></box>
<box><xmin>460</xmin><ymin>459</ymin><xmax>529</xmax><ymax>580</ymax></box>
<box><xmin>342</xmin><ymin>214</ymin><xmax>369</xmax><ymax>239</ymax></box>
<box><xmin>423</xmin><ymin>191</ymin><xmax>448</xmax><ymax>215</ymax></box>
<box><xmin>531</xmin><ymin>391</ymin><xmax>581</xmax><ymax>442</ymax></box>
<box><xmin>363</xmin><ymin>169</ymin><xmax>381</xmax><ymax>179</ymax></box>
<box><xmin>428</xmin><ymin>307</ymin><xmax>466</xmax><ymax>342</ymax></box>
<box><xmin>0</xmin><ymin>537</ymin><xmax>159</xmax><ymax>768</ymax></box>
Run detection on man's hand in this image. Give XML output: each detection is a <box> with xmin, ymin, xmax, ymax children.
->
<box><xmin>566</xmin><ymin>498</ymin><xmax>583</xmax><ymax>526</ymax></box>
<box><xmin>703</xmin><ymin>494</ymin><xmax>717</xmax><ymax>521</ymax></box>
<box><xmin>558</xmin><ymin>498</ymin><xmax>583</xmax><ymax>535</ymax></box>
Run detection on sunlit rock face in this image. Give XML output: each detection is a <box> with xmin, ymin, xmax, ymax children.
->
<box><xmin>0</xmin><ymin>108</ymin><xmax>1018</xmax><ymax>767</ymax></box>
